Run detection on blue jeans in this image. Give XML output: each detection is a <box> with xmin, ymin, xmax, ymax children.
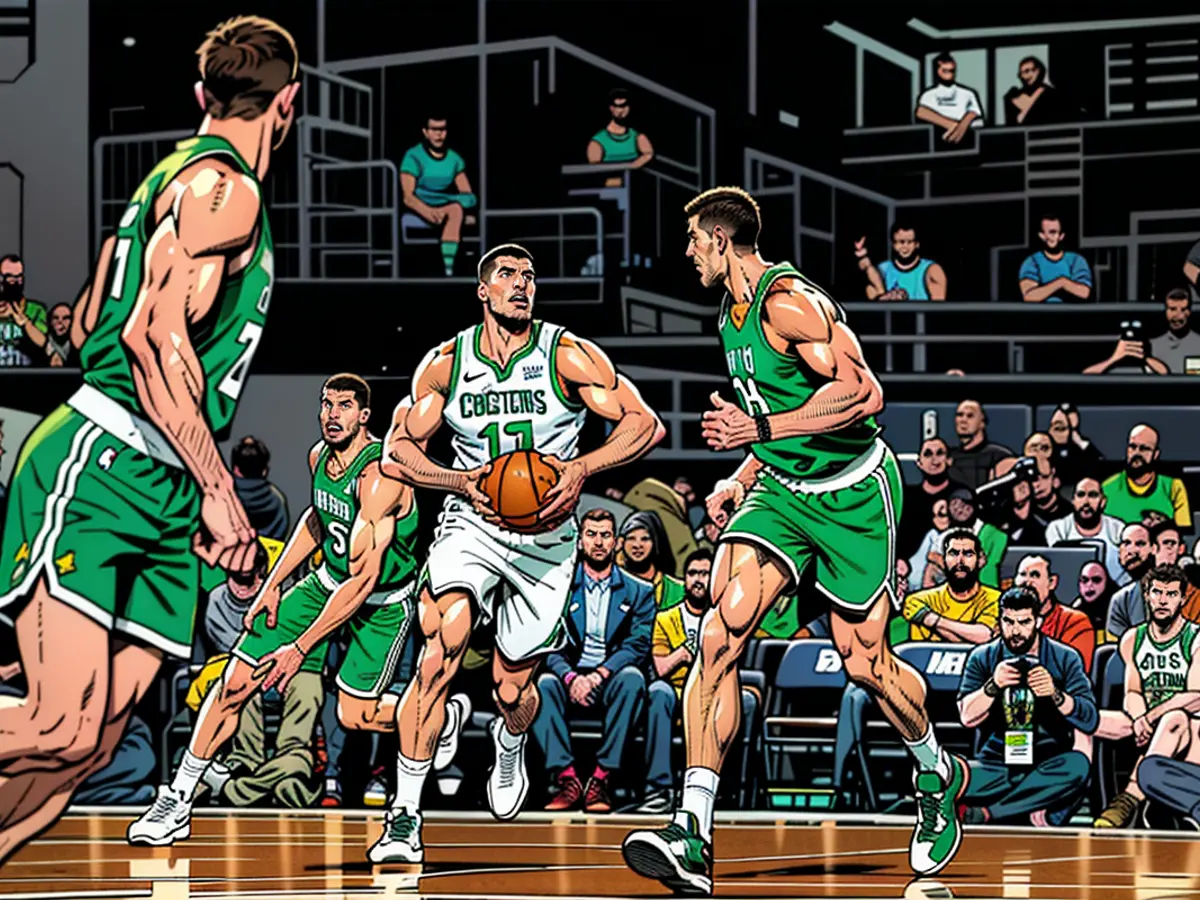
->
<box><xmin>533</xmin><ymin>666</ymin><xmax>646</xmax><ymax>774</ymax></box>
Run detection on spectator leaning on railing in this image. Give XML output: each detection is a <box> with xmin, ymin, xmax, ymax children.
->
<box><xmin>853</xmin><ymin>225</ymin><xmax>947</xmax><ymax>301</ymax></box>
<box><xmin>915</xmin><ymin>51</ymin><xmax>984</xmax><ymax>145</ymax></box>
<box><xmin>956</xmin><ymin>586</ymin><xmax>1097</xmax><ymax>827</ymax></box>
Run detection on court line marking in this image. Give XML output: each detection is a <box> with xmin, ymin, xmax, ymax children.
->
<box><xmin>0</xmin><ymin>893</ymin><xmax>152</xmax><ymax>900</ymax></box>
<box><xmin>720</xmin><ymin>882</ymin><xmax>1200</xmax><ymax>892</ymax></box>
<box><xmin>3</xmin><ymin>857</ymin><xmax>258</xmax><ymax>867</ymax></box>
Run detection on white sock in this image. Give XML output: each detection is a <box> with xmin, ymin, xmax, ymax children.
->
<box><xmin>201</xmin><ymin>760</ymin><xmax>232</xmax><ymax>796</ymax></box>
<box><xmin>497</xmin><ymin>721</ymin><xmax>525</xmax><ymax>751</ymax></box>
<box><xmin>905</xmin><ymin>726</ymin><xmax>950</xmax><ymax>781</ymax></box>
<box><xmin>394</xmin><ymin>752</ymin><xmax>432</xmax><ymax>812</ymax></box>
<box><xmin>677</xmin><ymin>767</ymin><xmax>719</xmax><ymax>843</ymax></box>
<box><xmin>171</xmin><ymin>750</ymin><xmax>209</xmax><ymax>801</ymax></box>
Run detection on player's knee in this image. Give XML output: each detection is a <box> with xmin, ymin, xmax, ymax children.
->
<box><xmin>610</xmin><ymin>666</ymin><xmax>646</xmax><ymax>698</ymax></box>
<box><xmin>495</xmin><ymin>678</ymin><xmax>524</xmax><ymax>710</ymax></box>
<box><xmin>841</xmin><ymin>649</ymin><xmax>883</xmax><ymax>690</ymax></box>
<box><xmin>336</xmin><ymin>695</ymin><xmax>372</xmax><ymax>730</ymax></box>
<box><xmin>648</xmin><ymin>679</ymin><xmax>676</xmax><ymax>712</ymax></box>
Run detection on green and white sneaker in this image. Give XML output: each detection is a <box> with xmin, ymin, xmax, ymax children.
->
<box><xmin>910</xmin><ymin>754</ymin><xmax>967</xmax><ymax>876</ymax></box>
<box><xmin>368</xmin><ymin>806</ymin><xmax>424</xmax><ymax>864</ymax></box>
<box><xmin>622</xmin><ymin>811</ymin><xmax>713</xmax><ymax>896</ymax></box>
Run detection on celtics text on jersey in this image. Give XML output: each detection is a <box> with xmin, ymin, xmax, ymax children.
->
<box><xmin>1134</xmin><ymin>620</ymin><xmax>1199</xmax><ymax>710</ymax></box>
<box><xmin>80</xmin><ymin>135</ymin><xmax>274</xmax><ymax>439</ymax></box>
<box><xmin>718</xmin><ymin>262</ymin><xmax>881</xmax><ymax>480</ymax></box>
<box><xmin>311</xmin><ymin>440</ymin><xmax>418</xmax><ymax>594</ymax></box>
<box><xmin>440</xmin><ymin>320</ymin><xmax>587</xmax><ymax>469</ymax></box>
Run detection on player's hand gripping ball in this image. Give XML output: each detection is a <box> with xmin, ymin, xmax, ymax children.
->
<box><xmin>479</xmin><ymin>449</ymin><xmax>561</xmax><ymax>533</ymax></box>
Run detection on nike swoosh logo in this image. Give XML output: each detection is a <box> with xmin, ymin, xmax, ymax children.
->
<box><xmin>463</xmin><ymin>371</ymin><xmax>486</xmax><ymax>382</ymax></box>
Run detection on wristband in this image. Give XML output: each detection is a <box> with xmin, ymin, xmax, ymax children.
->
<box><xmin>1053</xmin><ymin>688</ymin><xmax>1066</xmax><ymax>707</ymax></box>
<box><xmin>564</xmin><ymin>672</ymin><xmax>578</xmax><ymax>686</ymax></box>
<box><xmin>983</xmin><ymin>677</ymin><xmax>1001</xmax><ymax>698</ymax></box>
<box><xmin>755</xmin><ymin>414</ymin><xmax>773</xmax><ymax>444</ymax></box>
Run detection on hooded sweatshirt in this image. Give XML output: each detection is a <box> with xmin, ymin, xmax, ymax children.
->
<box><xmin>234</xmin><ymin>476</ymin><xmax>290</xmax><ymax>541</ymax></box>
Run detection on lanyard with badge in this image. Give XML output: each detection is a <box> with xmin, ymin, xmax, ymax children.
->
<box><xmin>1003</xmin><ymin>656</ymin><xmax>1036</xmax><ymax>765</ymax></box>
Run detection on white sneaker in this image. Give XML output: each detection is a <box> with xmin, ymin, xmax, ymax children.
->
<box><xmin>434</xmin><ymin>694</ymin><xmax>472</xmax><ymax>772</ymax></box>
<box><xmin>368</xmin><ymin>807</ymin><xmax>424</xmax><ymax>863</ymax></box>
<box><xmin>486</xmin><ymin>716</ymin><xmax>528</xmax><ymax>821</ymax></box>
<box><xmin>127</xmin><ymin>785</ymin><xmax>193</xmax><ymax>846</ymax></box>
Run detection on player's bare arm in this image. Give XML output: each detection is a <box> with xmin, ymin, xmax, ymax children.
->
<box><xmin>537</xmin><ymin>334</ymin><xmax>666</xmax><ymax>522</ymax></box>
<box><xmin>243</xmin><ymin>442</ymin><xmax>326</xmax><ymax>631</ymax></box>
<box><xmin>71</xmin><ymin>235</ymin><xmax>117</xmax><ymax>348</ymax></box>
<box><xmin>1137</xmin><ymin>630</ymin><xmax>1200</xmax><ymax>734</ymax></box>
<box><xmin>706</xmin><ymin>454</ymin><xmax>764</xmax><ymax>529</ymax></box>
<box><xmin>1119</xmin><ymin>628</ymin><xmax>1151</xmax><ymax>743</ymax></box>
<box><xmin>383</xmin><ymin>344</ymin><xmax>498</xmax><ymax>520</ymax></box>
<box><xmin>261</xmin><ymin>461</ymin><xmax>412</xmax><ymax>694</ymax></box>
<box><xmin>123</xmin><ymin>160</ymin><xmax>262</xmax><ymax>572</ymax></box>
<box><xmin>702</xmin><ymin>279</ymin><xmax>883</xmax><ymax>451</ymax></box>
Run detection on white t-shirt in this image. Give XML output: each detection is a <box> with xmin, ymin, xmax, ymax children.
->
<box><xmin>918</xmin><ymin>82</ymin><xmax>985</xmax><ymax>127</ymax></box>
<box><xmin>680</xmin><ymin>606</ymin><xmax>702</xmax><ymax>652</ymax></box>
<box><xmin>1045</xmin><ymin>513</ymin><xmax>1129</xmax><ymax>585</ymax></box>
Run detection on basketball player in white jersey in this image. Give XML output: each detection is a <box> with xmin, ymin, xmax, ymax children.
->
<box><xmin>374</xmin><ymin>243</ymin><xmax>664</xmax><ymax>861</ymax></box>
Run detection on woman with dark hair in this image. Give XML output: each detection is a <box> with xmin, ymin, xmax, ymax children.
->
<box><xmin>1071</xmin><ymin>560</ymin><xmax>1117</xmax><ymax>642</ymax></box>
<box><xmin>618</xmin><ymin>510</ymin><xmax>684</xmax><ymax>609</ymax></box>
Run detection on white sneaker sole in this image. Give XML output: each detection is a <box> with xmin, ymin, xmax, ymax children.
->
<box><xmin>622</xmin><ymin>831</ymin><xmax>712</xmax><ymax>896</ymax></box>
<box><xmin>434</xmin><ymin>695</ymin><xmax>471</xmax><ymax>772</ymax></box>
<box><xmin>367</xmin><ymin>843</ymin><xmax>423</xmax><ymax>864</ymax></box>
<box><xmin>486</xmin><ymin>765</ymin><xmax>529</xmax><ymax>821</ymax></box>
<box><xmin>127</xmin><ymin>821</ymin><xmax>191</xmax><ymax>847</ymax></box>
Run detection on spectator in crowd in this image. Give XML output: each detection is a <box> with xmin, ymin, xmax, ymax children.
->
<box><xmin>927</xmin><ymin>487</ymin><xmax>1007</xmax><ymax>590</ymax></box>
<box><xmin>400</xmin><ymin>115</ymin><xmax>478</xmax><ymax>277</ymax></box>
<box><xmin>198</xmin><ymin>544</ymin><xmax>271</xmax><ymax>660</ymax></box>
<box><xmin>1047</xmin><ymin>404</ymin><xmax>1103</xmax><ymax>491</ymax></box>
<box><xmin>587</xmin><ymin>88</ymin><xmax>655</xmax><ymax>187</ymax></box>
<box><xmin>0</xmin><ymin>254</ymin><xmax>49</xmax><ymax>367</ymax></box>
<box><xmin>1094</xmin><ymin>563</ymin><xmax>1200</xmax><ymax>828</ymax></box>
<box><xmin>1018</xmin><ymin>216</ymin><xmax>1093</xmax><ymax>303</ymax></box>
<box><xmin>1103</xmin><ymin>424</ymin><xmax>1191</xmax><ymax>530</ymax></box>
<box><xmin>1084</xmin><ymin>321</ymin><xmax>1170</xmax><ymax>375</ymax></box>
<box><xmin>1148</xmin><ymin>522</ymin><xmax>1200</xmax><ymax>620</ymax></box>
<box><xmin>989</xmin><ymin>457</ymin><xmax>1046</xmax><ymax>547</ymax></box>
<box><xmin>672</xmin><ymin>476</ymin><xmax>706</xmax><ymax>533</ymax></box>
<box><xmin>1148</xmin><ymin>288</ymin><xmax>1200</xmax><ymax>374</ymax></box>
<box><xmin>908</xmin><ymin>497</ymin><xmax>951</xmax><ymax>593</ymax></box>
<box><xmin>915</xmin><ymin>51</ymin><xmax>984</xmax><ymax>144</ymax></box>
<box><xmin>1003</xmin><ymin>56</ymin><xmax>1075</xmax><ymax>126</ymax></box>
<box><xmin>903</xmin><ymin>530</ymin><xmax>998</xmax><ymax>643</ymax></box>
<box><xmin>957</xmin><ymin>586</ymin><xmax>1097</xmax><ymax>826</ymax></box>
<box><xmin>231</xmin><ymin>436</ymin><xmax>290</xmax><ymax>542</ymax></box>
<box><xmin>1046</xmin><ymin>477</ymin><xmax>1127</xmax><ymax>585</ymax></box>
<box><xmin>42</xmin><ymin>303</ymin><xmax>73</xmax><ymax>367</ymax></box>
<box><xmin>1014</xmin><ymin>553</ymin><xmax>1095</xmax><ymax>672</ymax></box>
<box><xmin>949</xmin><ymin>400</ymin><xmax>1014</xmax><ymax>490</ymax></box>
<box><xmin>853</xmin><ymin>225</ymin><xmax>947</xmax><ymax>301</ymax></box>
<box><xmin>1106</xmin><ymin>523</ymin><xmax>1193</xmax><ymax>639</ymax></box>
<box><xmin>623</xmin><ymin>477</ymin><xmax>699</xmax><ymax>578</ymax></box>
<box><xmin>1020</xmin><ymin>432</ymin><xmax>1070</xmax><ymax>517</ymax></box>
<box><xmin>1071</xmin><ymin>561</ymin><xmax>1117</xmax><ymax>642</ymax></box>
<box><xmin>535</xmin><ymin>508</ymin><xmax>656</xmax><ymax>813</ymax></box>
<box><xmin>618</xmin><ymin>510</ymin><xmax>684</xmax><ymax>609</ymax></box>
<box><xmin>900</xmin><ymin>437</ymin><xmax>965</xmax><ymax>560</ymax></box>
<box><xmin>644</xmin><ymin>549</ymin><xmax>723</xmax><ymax>813</ymax></box>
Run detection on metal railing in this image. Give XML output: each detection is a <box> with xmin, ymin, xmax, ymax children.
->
<box><xmin>306</xmin><ymin>160</ymin><xmax>399</xmax><ymax>279</ymax></box>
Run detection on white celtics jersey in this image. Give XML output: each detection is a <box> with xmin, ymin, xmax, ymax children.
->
<box><xmin>1134</xmin><ymin>620</ymin><xmax>1199</xmax><ymax>711</ymax></box>
<box><xmin>442</xmin><ymin>320</ymin><xmax>588</xmax><ymax>469</ymax></box>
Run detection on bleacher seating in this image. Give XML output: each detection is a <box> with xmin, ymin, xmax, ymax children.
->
<box><xmin>1034</xmin><ymin>405</ymin><xmax>1200</xmax><ymax>461</ymax></box>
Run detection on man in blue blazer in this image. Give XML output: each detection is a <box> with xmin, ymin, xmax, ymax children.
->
<box><xmin>533</xmin><ymin>507</ymin><xmax>656</xmax><ymax>812</ymax></box>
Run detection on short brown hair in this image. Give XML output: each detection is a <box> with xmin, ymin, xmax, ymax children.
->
<box><xmin>197</xmin><ymin>16</ymin><xmax>299</xmax><ymax>121</ymax></box>
<box><xmin>478</xmin><ymin>243</ymin><xmax>534</xmax><ymax>283</ymax></box>
<box><xmin>323</xmin><ymin>373</ymin><xmax>370</xmax><ymax>409</ymax></box>
<box><xmin>684</xmin><ymin>187</ymin><xmax>761</xmax><ymax>247</ymax></box>
<box><xmin>582</xmin><ymin>507</ymin><xmax>616</xmax><ymax>529</ymax></box>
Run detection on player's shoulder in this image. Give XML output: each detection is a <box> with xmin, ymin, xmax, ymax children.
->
<box><xmin>173</xmin><ymin>158</ymin><xmax>261</xmax><ymax>252</ymax></box>
<box><xmin>307</xmin><ymin>440</ymin><xmax>325</xmax><ymax>470</ymax></box>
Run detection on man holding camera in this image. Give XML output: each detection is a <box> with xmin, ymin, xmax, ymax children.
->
<box><xmin>1084</xmin><ymin>318</ymin><xmax>1169</xmax><ymax>375</ymax></box>
<box><xmin>957</xmin><ymin>586</ymin><xmax>1097</xmax><ymax>826</ymax></box>
<box><xmin>985</xmin><ymin>456</ymin><xmax>1048</xmax><ymax>547</ymax></box>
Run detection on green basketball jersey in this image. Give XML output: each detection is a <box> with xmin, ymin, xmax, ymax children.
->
<box><xmin>718</xmin><ymin>262</ymin><xmax>880</xmax><ymax>479</ymax></box>
<box><xmin>80</xmin><ymin>135</ymin><xmax>274</xmax><ymax>439</ymax></box>
<box><xmin>311</xmin><ymin>440</ymin><xmax>418</xmax><ymax>590</ymax></box>
<box><xmin>1134</xmin><ymin>619</ymin><xmax>1199</xmax><ymax>710</ymax></box>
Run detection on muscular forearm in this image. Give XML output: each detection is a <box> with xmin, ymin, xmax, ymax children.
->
<box><xmin>860</xmin><ymin>259</ymin><xmax>886</xmax><ymax>299</ymax></box>
<box><xmin>654</xmin><ymin>646</ymin><xmax>691</xmax><ymax>679</ymax></box>
<box><xmin>931</xmin><ymin>615</ymin><xmax>994</xmax><ymax>644</ymax></box>
<box><xmin>916</xmin><ymin>106</ymin><xmax>956</xmax><ymax>130</ymax></box>
<box><xmin>296</xmin><ymin>567</ymin><xmax>376</xmax><ymax>655</ymax></box>
<box><xmin>959</xmin><ymin>688</ymin><xmax>995</xmax><ymax>728</ymax></box>
<box><xmin>1058</xmin><ymin>279</ymin><xmax>1092</xmax><ymax>300</ymax></box>
<box><xmin>22</xmin><ymin>319</ymin><xmax>47</xmax><ymax>348</ymax></box>
<box><xmin>266</xmin><ymin>507</ymin><xmax>321</xmax><ymax>590</ymax></box>
<box><xmin>1022</xmin><ymin>278</ymin><xmax>1065</xmax><ymax>303</ymax></box>
<box><xmin>766</xmin><ymin>379</ymin><xmax>881</xmax><ymax>438</ymax></box>
<box><xmin>1146</xmin><ymin>691</ymin><xmax>1200</xmax><ymax>723</ymax></box>
<box><xmin>574</xmin><ymin>408</ymin><xmax>662</xmax><ymax>478</ymax></box>
<box><xmin>1125</xmin><ymin>691</ymin><xmax>1148</xmax><ymax>721</ymax></box>
<box><xmin>384</xmin><ymin>439</ymin><xmax>471</xmax><ymax>494</ymax></box>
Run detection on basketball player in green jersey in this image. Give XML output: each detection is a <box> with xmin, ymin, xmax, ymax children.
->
<box><xmin>623</xmin><ymin>188</ymin><xmax>966</xmax><ymax>895</ymax></box>
<box><xmin>128</xmin><ymin>374</ymin><xmax>465</xmax><ymax>854</ymax></box>
<box><xmin>0</xmin><ymin>16</ymin><xmax>298</xmax><ymax>864</ymax></box>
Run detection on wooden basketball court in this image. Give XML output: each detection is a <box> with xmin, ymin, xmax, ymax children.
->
<box><xmin>3</xmin><ymin>808</ymin><xmax>1199</xmax><ymax>899</ymax></box>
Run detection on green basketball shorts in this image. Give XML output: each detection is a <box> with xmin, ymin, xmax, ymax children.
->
<box><xmin>722</xmin><ymin>439</ymin><xmax>903</xmax><ymax>613</ymax></box>
<box><xmin>0</xmin><ymin>402</ymin><xmax>202</xmax><ymax>657</ymax></box>
<box><xmin>233</xmin><ymin>567</ymin><xmax>415</xmax><ymax>698</ymax></box>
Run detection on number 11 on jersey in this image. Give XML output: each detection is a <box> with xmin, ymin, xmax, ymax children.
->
<box><xmin>732</xmin><ymin>376</ymin><xmax>771</xmax><ymax>416</ymax></box>
<box><xmin>480</xmin><ymin>419</ymin><xmax>535</xmax><ymax>457</ymax></box>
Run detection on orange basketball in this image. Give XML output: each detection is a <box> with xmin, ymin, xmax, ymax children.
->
<box><xmin>479</xmin><ymin>450</ymin><xmax>560</xmax><ymax>533</ymax></box>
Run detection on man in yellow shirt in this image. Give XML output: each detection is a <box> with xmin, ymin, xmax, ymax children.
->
<box><xmin>903</xmin><ymin>529</ymin><xmax>999</xmax><ymax>644</ymax></box>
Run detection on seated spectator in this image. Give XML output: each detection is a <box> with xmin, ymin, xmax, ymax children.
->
<box><xmin>903</xmin><ymin>529</ymin><xmax>998</xmax><ymax>643</ymax></box>
<box><xmin>618</xmin><ymin>510</ymin><xmax>684</xmax><ymax>609</ymax></box>
<box><xmin>1084</xmin><ymin>323</ymin><xmax>1169</xmax><ymax>375</ymax></box>
<box><xmin>623</xmin><ymin>477</ymin><xmax>699</xmax><ymax>578</ymax></box>
<box><xmin>231</xmin><ymin>435</ymin><xmax>290</xmax><ymax>542</ymax></box>
<box><xmin>1047</xmin><ymin>403</ymin><xmax>1103</xmax><ymax>491</ymax></box>
<box><xmin>948</xmin><ymin>400</ymin><xmax>1014</xmax><ymax>490</ymax></box>
<box><xmin>926</xmin><ymin>487</ymin><xmax>1007</xmax><ymax>590</ymax></box>
<box><xmin>534</xmin><ymin>508</ymin><xmax>656</xmax><ymax>813</ymax></box>
<box><xmin>644</xmin><ymin>548</ymin><xmax>713</xmax><ymax>812</ymax></box>
<box><xmin>587</xmin><ymin>88</ymin><xmax>654</xmax><ymax>187</ymax></box>
<box><xmin>1071</xmin><ymin>561</ymin><xmax>1117</xmax><ymax>642</ymax></box>
<box><xmin>1014</xmin><ymin>553</ymin><xmax>1095</xmax><ymax>672</ymax></box>
<box><xmin>1149</xmin><ymin>288</ymin><xmax>1200</xmax><ymax>374</ymax></box>
<box><xmin>1103</xmin><ymin>424</ymin><xmax>1191</xmax><ymax>530</ymax></box>
<box><xmin>988</xmin><ymin>457</ymin><xmax>1046</xmax><ymax>547</ymax></box>
<box><xmin>1021</xmin><ymin>434</ymin><xmax>1068</xmax><ymax>523</ymax></box>
<box><xmin>957</xmin><ymin>586</ymin><xmax>1097</xmax><ymax>826</ymax></box>
<box><xmin>1046</xmin><ymin>477</ymin><xmax>1126</xmax><ymax>585</ymax></box>
<box><xmin>909</xmin><ymin>497</ymin><xmax>951</xmax><ymax>593</ymax></box>
<box><xmin>915</xmin><ymin>51</ymin><xmax>984</xmax><ymax>144</ymax></box>
<box><xmin>1107</xmin><ymin>523</ymin><xmax>1191</xmax><ymax>639</ymax></box>
<box><xmin>400</xmin><ymin>115</ymin><xmax>477</xmax><ymax>277</ymax></box>
<box><xmin>1018</xmin><ymin>216</ymin><xmax>1093</xmax><ymax>303</ymax></box>
<box><xmin>0</xmin><ymin>254</ymin><xmax>49</xmax><ymax>367</ymax></box>
<box><xmin>853</xmin><ymin>225</ymin><xmax>947</xmax><ymax>301</ymax></box>
<box><xmin>1147</xmin><ymin>522</ymin><xmax>1200</xmax><ymax>618</ymax></box>
<box><xmin>1003</xmin><ymin>56</ymin><xmax>1075</xmax><ymax>126</ymax></box>
<box><xmin>899</xmin><ymin>437</ymin><xmax>965</xmax><ymax>560</ymax></box>
<box><xmin>1094</xmin><ymin>564</ymin><xmax>1200</xmax><ymax>828</ymax></box>
<box><xmin>43</xmin><ymin>303</ymin><xmax>73</xmax><ymax>367</ymax></box>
